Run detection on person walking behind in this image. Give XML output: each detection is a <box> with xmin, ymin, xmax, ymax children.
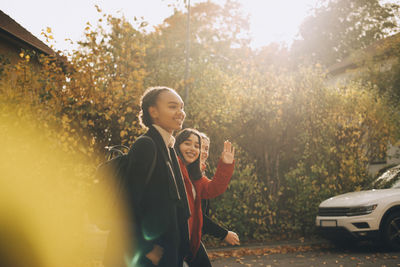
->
<box><xmin>199</xmin><ymin>133</ymin><xmax>240</xmax><ymax>247</ymax></box>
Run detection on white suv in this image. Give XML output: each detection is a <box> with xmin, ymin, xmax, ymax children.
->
<box><xmin>316</xmin><ymin>165</ymin><xmax>400</xmax><ymax>250</ymax></box>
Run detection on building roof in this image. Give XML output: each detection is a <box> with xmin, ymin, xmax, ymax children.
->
<box><xmin>0</xmin><ymin>9</ymin><xmax>55</xmax><ymax>55</ymax></box>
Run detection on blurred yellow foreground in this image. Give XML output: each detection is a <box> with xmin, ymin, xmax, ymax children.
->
<box><xmin>0</xmin><ymin>113</ymin><xmax>130</xmax><ymax>267</ymax></box>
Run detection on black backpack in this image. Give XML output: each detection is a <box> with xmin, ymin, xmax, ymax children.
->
<box><xmin>89</xmin><ymin>136</ymin><xmax>157</xmax><ymax>230</ymax></box>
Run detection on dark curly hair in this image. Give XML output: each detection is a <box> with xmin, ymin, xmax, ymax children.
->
<box><xmin>174</xmin><ymin>128</ymin><xmax>203</xmax><ymax>181</ymax></box>
<box><xmin>139</xmin><ymin>86</ymin><xmax>177</xmax><ymax>128</ymax></box>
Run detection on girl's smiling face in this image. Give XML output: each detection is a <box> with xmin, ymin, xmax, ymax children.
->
<box><xmin>150</xmin><ymin>90</ymin><xmax>185</xmax><ymax>134</ymax></box>
<box><xmin>179</xmin><ymin>134</ymin><xmax>200</xmax><ymax>164</ymax></box>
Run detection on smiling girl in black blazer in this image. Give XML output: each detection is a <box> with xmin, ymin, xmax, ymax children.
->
<box><xmin>104</xmin><ymin>86</ymin><xmax>191</xmax><ymax>267</ymax></box>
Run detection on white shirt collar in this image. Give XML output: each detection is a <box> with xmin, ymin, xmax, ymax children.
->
<box><xmin>152</xmin><ymin>124</ymin><xmax>175</xmax><ymax>148</ymax></box>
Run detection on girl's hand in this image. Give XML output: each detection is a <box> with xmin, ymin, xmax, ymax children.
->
<box><xmin>145</xmin><ymin>244</ymin><xmax>164</xmax><ymax>265</ymax></box>
<box><xmin>221</xmin><ymin>140</ymin><xmax>235</xmax><ymax>164</ymax></box>
<box><xmin>224</xmin><ymin>231</ymin><xmax>240</xmax><ymax>246</ymax></box>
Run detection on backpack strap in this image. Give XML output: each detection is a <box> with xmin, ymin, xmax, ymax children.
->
<box><xmin>104</xmin><ymin>145</ymin><xmax>130</xmax><ymax>160</ymax></box>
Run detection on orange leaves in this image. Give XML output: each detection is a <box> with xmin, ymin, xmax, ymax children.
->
<box><xmin>94</xmin><ymin>4</ymin><xmax>102</xmax><ymax>13</ymax></box>
<box><xmin>120</xmin><ymin>130</ymin><xmax>128</xmax><ymax>138</ymax></box>
<box><xmin>117</xmin><ymin>116</ymin><xmax>125</xmax><ymax>124</ymax></box>
<box><xmin>208</xmin><ymin>244</ymin><xmax>322</xmax><ymax>260</ymax></box>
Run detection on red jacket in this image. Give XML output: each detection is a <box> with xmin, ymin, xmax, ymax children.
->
<box><xmin>178</xmin><ymin>157</ymin><xmax>234</xmax><ymax>257</ymax></box>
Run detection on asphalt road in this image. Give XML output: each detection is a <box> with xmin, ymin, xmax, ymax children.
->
<box><xmin>210</xmin><ymin>243</ymin><xmax>400</xmax><ymax>267</ymax></box>
<box><xmin>83</xmin><ymin>228</ymin><xmax>400</xmax><ymax>267</ymax></box>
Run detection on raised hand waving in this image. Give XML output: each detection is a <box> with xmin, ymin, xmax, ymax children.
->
<box><xmin>221</xmin><ymin>140</ymin><xmax>235</xmax><ymax>164</ymax></box>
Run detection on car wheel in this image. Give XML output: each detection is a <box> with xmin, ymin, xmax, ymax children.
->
<box><xmin>381</xmin><ymin>211</ymin><xmax>400</xmax><ymax>251</ymax></box>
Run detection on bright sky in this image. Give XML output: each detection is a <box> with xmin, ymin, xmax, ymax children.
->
<box><xmin>2</xmin><ymin>0</ymin><xmax>318</xmax><ymax>52</ymax></box>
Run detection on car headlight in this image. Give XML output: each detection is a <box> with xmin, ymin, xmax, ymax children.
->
<box><xmin>346</xmin><ymin>204</ymin><xmax>377</xmax><ymax>216</ymax></box>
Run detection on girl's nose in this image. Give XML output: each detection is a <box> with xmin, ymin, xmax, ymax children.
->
<box><xmin>179</xmin><ymin>109</ymin><xmax>186</xmax><ymax>118</ymax></box>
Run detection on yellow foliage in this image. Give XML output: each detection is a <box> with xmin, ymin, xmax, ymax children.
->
<box><xmin>120</xmin><ymin>130</ymin><xmax>128</xmax><ymax>138</ymax></box>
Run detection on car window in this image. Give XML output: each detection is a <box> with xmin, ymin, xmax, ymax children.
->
<box><xmin>392</xmin><ymin>179</ymin><xmax>400</xmax><ymax>189</ymax></box>
<box><xmin>373</xmin><ymin>166</ymin><xmax>400</xmax><ymax>189</ymax></box>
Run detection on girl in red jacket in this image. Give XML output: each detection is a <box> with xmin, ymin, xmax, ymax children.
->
<box><xmin>174</xmin><ymin>128</ymin><xmax>235</xmax><ymax>267</ymax></box>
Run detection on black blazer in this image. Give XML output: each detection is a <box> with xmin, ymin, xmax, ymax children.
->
<box><xmin>202</xmin><ymin>199</ymin><xmax>228</xmax><ymax>240</ymax></box>
<box><xmin>104</xmin><ymin>126</ymin><xmax>190</xmax><ymax>267</ymax></box>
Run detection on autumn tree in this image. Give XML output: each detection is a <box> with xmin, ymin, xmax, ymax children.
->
<box><xmin>144</xmin><ymin>1</ymin><xmax>250</xmax><ymax>95</ymax></box>
<box><xmin>66</xmin><ymin>9</ymin><xmax>148</xmax><ymax>151</ymax></box>
<box><xmin>208</xmin><ymin>64</ymin><xmax>399</xmax><ymax>239</ymax></box>
<box><xmin>292</xmin><ymin>0</ymin><xmax>400</xmax><ymax>66</ymax></box>
<box><xmin>354</xmin><ymin>33</ymin><xmax>400</xmax><ymax>107</ymax></box>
